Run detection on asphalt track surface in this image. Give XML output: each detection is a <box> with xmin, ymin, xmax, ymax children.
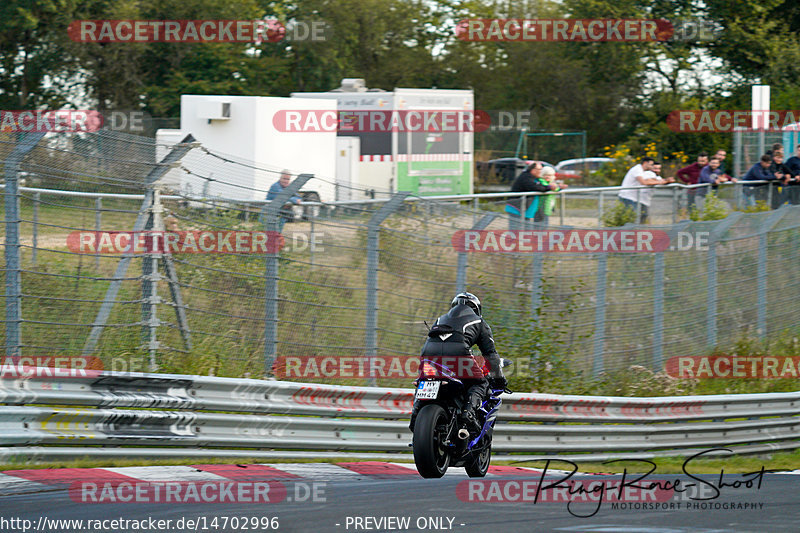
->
<box><xmin>0</xmin><ymin>462</ymin><xmax>797</xmax><ymax>533</ymax></box>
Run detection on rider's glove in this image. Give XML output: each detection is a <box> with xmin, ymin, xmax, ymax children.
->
<box><xmin>488</xmin><ymin>369</ymin><xmax>507</xmax><ymax>390</ymax></box>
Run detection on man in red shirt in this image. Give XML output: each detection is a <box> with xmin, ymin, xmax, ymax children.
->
<box><xmin>676</xmin><ymin>152</ymin><xmax>709</xmax><ymax>212</ymax></box>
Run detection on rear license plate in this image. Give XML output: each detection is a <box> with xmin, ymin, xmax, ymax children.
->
<box><xmin>415</xmin><ymin>381</ymin><xmax>440</xmax><ymax>400</ymax></box>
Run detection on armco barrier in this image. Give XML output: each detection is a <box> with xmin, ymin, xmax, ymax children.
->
<box><xmin>0</xmin><ymin>368</ymin><xmax>798</xmax><ymax>462</ymax></box>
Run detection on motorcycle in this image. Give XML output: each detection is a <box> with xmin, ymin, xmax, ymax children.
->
<box><xmin>411</xmin><ymin>358</ymin><xmax>513</xmax><ymax>478</ymax></box>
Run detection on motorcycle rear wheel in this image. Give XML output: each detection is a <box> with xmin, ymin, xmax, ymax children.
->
<box><xmin>413</xmin><ymin>404</ymin><xmax>451</xmax><ymax>478</ymax></box>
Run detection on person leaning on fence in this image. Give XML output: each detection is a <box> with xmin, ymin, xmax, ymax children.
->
<box><xmin>697</xmin><ymin>156</ymin><xmax>735</xmax><ymax>211</ymax></box>
<box><xmin>505</xmin><ymin>161</ymin><xmax>555</xmax><ymax>228</ymax></box>
<box><xmin>768</xmin><ymin>152</ymin><xmax>792</xmax><ymax>209</ymax></box>
<box><xmin>676</xmin><ymin>152</ymin><xmax>709</xmax><ymax>211</ymax></box>
<box><xmin>784</xmin><ymin>144</ymin><xmax>800</xmax><ymax>205</ymax></box>
<box><xmin>262</xmin><ymin>170</ymin><xmax>302</xmax><ymax>232</ymax></box>
<box><xmin>743</xmin><ymin>155</ymin><xmax>775</xmax><ymax>207</ymax></box>
<box><xmin>714</xmin><ymin>149</ymin><xmax>730</xmax><ymax>178</ymax></box>
<box><xmin>617</xmin><ymin>157</ymin><xmax>669</xmax><ymax>223</ymax></box>
<box><xmin>766</xmin><ymin>143</ymin><xmax>784</xmax><ymax>158</ymax></box>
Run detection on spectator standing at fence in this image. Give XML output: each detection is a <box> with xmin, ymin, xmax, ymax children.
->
<box><xmin>697</xmin><ymin>156</ymin><xmax>733</xmax><ymax>211</ymax></box>
<box><xmin>618</xmin><ymin>157</ymin><xmax>667</xmax><ymax>223</ymax></box>
<box><xmin>714</xmin><ymin>149</ymin><xmax>732</xmax><ymax>179</ymax></box>
<box><xmin>785</xmin><ymin>144</ymin><xmax>800</xmax><ymax>205</ymax></box>
<box><xmin>676</xmin><ymin>152</ymin><xmax>708</xmax><ymax>211</ymax></box>
<box><xmin>766</xmin><ymin>143</ymin><xmax>784</xmax><ymax>158</ymax></box>
<box><xmin>768</xmin><ymin>152</ymin><xmax>792</xmax><ymax>208</ymax></box>
<box><xmin>743</xmin><ymin>155</ymin><xmax>774</xmax><ymax>207</ymax></box>
<box><xmin>639</xmin><ymin>161</ymin><xmax>673</xmax><ymax>223</ymax></box>
<box><xmin>264</xmin><ymin>170</ymin><xmax>302</xmax><ymax>231</ymax></box>
<box><xmin>505</xmin><ymin>161</ymin><xmax>555</xmax><ymax>227</ymax></box>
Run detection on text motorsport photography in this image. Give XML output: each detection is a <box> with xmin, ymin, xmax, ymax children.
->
<box><xmin>457</xmin><ymin>450</ymin><xmax>769</xmax><ymax>518</ymax></box>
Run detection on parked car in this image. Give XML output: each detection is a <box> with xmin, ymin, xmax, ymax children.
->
<box><xmin>554</xmin><ymin>157</ymin><xmax>613</xmax><ymax>179</ymax></box>
<box><xmin>476</xmin><ymin>157</ymin><xmax>555</xmax><ymax>183</ymax></box>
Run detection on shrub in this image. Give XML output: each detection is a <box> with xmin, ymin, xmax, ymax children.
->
<box><xmin>602</xmin><ymin>201</ymin><xmax>637</xmax><ymax>226</ymax></box>
<box><xmin>689</xmin><ymin>193</ymin><xmax>729</xmax><ymax>221</ymax></box>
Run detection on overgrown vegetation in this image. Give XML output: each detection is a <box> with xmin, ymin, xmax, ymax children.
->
<box><xmin>689</xmin><ymin>193</ymin><xmax>729</xmax><ymax>221</ymax></box>
<box><xmin>602</xmin><ymin>201</ymin><xmax>637</xmax><ymax>227</ymax></box>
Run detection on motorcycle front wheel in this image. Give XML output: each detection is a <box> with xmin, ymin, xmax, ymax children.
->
<box><xmin>465</xmin><ymin>439</ymin><xmax>491</xmax><ymax>477</ymax></box>
<box><xmin>413</xmin><ymin>403</ymin><xmax>451</xmax><ymax>478</ymax></box>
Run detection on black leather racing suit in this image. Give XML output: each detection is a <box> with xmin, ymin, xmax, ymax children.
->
<box><xmin>409</xmin><ymin>303</ymin><xmax>502</xmax><ymax>431</ymax></box>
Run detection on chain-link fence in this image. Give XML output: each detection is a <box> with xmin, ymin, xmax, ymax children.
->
<box><xmin>3</xmin><ymin>130</ymin><xmax>800</xmax><ymax>386</ymax></box>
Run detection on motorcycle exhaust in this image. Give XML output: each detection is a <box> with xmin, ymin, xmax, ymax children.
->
<box><xmin>457</xmin><ymin>428</ymin><xmax>470</xmax><ymax>440</ymax></box>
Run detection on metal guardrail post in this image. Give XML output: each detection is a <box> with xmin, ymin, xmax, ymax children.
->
<box><xmin>263</xmin><ymin>173</ymin><xmax>314</xmax><ymax>375</ymax></box>
<box><xmin>4</xmin><ymin>131</ymin><xmax>45</xmax><ymax>359</ymax></box>
<box><xmin>592</xmin><ymin>254</ymin><xmax>607</xmax><ymax>376</ymax></box>
<box><xmin>456</xmin><ymin>214</ymin><xmax>495</xmax><ymax>293</ymax></box>
<box><xmin>365</xmin><ymin>192</ymin><xmax>409</xmax><ymax>386</ymax></box>
<box><xmin>84</xmin><ymin>133</ymin><xmax>196</xmax><ymax>356</ymax></box>
<box><xmin>32</xmin><ymin>192</ymin><xmax>40</xmax><ymax>266</ymax></box>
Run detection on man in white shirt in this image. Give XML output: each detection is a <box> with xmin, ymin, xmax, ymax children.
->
<box><xmin>618</xmin><ymin>158</ymin><xmax>673</xmax><ymax>223</ymax></box>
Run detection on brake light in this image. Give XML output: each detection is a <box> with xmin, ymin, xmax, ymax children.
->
<box><xmin>421</xmin><ymin>361</ymin><xmax>438</xmax><ymax>376</ymax></box>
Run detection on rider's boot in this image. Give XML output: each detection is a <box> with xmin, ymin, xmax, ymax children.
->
<box><xmin>461</xmin><ymin>392</ymin><xmax>484</xmax><ymax>432</ymax></box>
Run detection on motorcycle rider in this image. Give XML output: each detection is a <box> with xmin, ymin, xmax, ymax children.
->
<box><xmin>409</xmin><ymin>292</ymin><xmax>507</xmax><ymax>432</ymax></box>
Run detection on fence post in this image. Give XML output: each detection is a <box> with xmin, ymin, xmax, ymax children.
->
<box><xmin>95</xmin><ymin>197</ymin><xmax>102</xmax><ymax>269</ymax></box>
<box><xmin>4</xmin><ymin>131</ymin><xmax>45</xmax><ymax>359</ymax></box>
<box><xmin>263</xmin><ymin>174</ymin><xmax>313</xmax><ymax>376</ymax></box>
<box><xmin>456</xmin><ymin>214</ymin><xmax>495</xmax><ymax>293</ymax></box>
<box><xmin>756</xmin><ymin>208</ymin><xmax>789</xmax><ymax>339</ymax></box>
<box><xmin>530</xmin><ymin>253</ymin><xmax>544</xmax><ymax>318</ymax></box>
<box><xmin>653</xmin><ymin>252</ymin><xmax>664</xmax><ymax>371</ymax></box>
<box><xmin>635</xmin><ymin>188</ymin><xmax>642</xmax><ymax>222</ymax></box>
<box><xmin>32</xmin><ymin>192</ymin><xmax>40</xmax><ymax>267</ymax></box>
<box><xmin>598</xmin><ymin>190</ymin><xmax>604</xmax><ymax>225</ymax></box>
<box><xmin>141</xmin><ymin>189</ymin><xmax>163</xmax><ymax>370</ymax></box>
<box><xmin>559</xmin><ymin>191</ymin><xmax>565</xmax><ymax>226</ymax></box>
<box><xmin>705</xmin><ymin>213</ymin><xmax>743</xmax><ymax>348</ymax></box>
<box><xmin>672</xmin><ymin>187</ymin><xmax>678</xmax><ymax>224</ymax></box>
<box><xmin>365</xmin><ymin>193</ymin><xmax>409</xmax><ymax>386</ymax></box>
<box><xmin>592</xmin><ymin>254</ymin><xmax>607</xmax><ymax>377</ymax></box>
<box><xmin>84</xmin><ymin>133</ymin><xmax>196</xmax><ymax>356</ymax></box>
